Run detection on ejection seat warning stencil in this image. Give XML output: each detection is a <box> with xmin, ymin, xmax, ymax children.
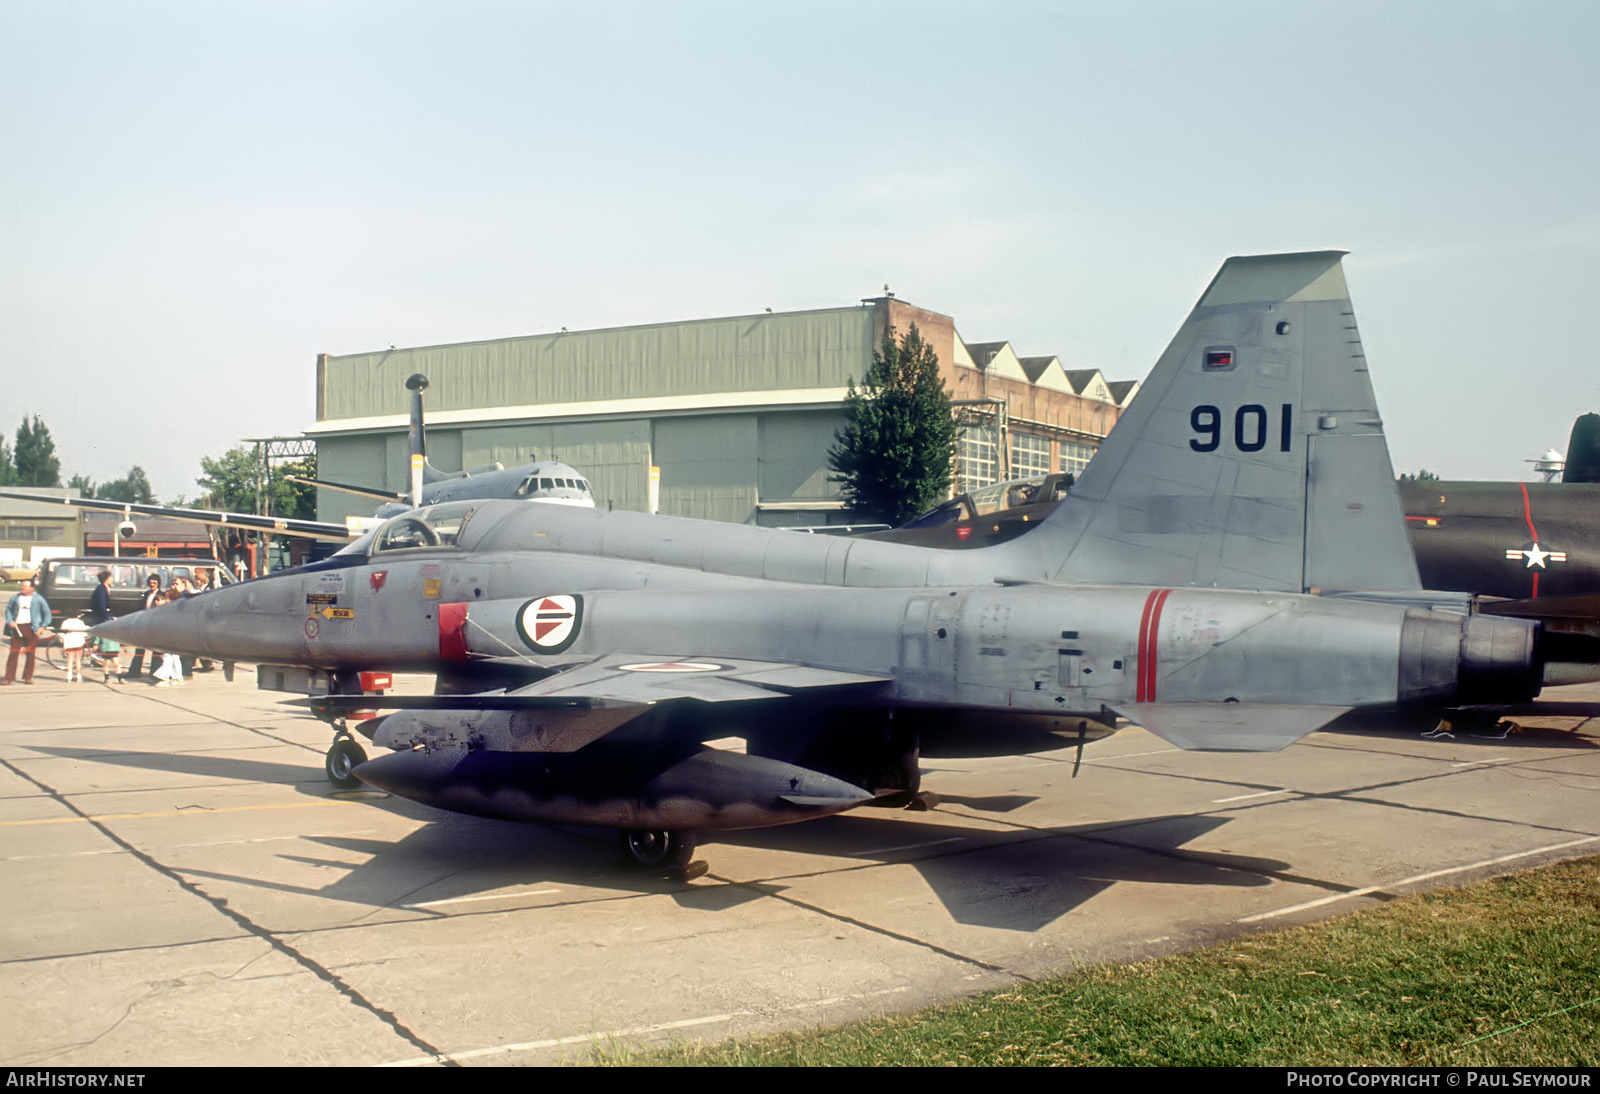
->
<box><xmin>516</xmin><ymin>595</ymin><xmax>583</xmax><ymax>653</ymax></box>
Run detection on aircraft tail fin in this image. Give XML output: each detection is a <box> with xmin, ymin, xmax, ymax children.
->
<box><xmin>1562</xmin><ymin>413</ymin><xmax>1600</xmax><ymax>483</ymax></box>
<box><xmin>1032</xmin><ymin>251</ymin><xmax>1419</xmax><ymax>593</ymax></box>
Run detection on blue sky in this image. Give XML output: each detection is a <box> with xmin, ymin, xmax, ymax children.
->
<box><xmin>2</xmin><ymin>0</ymin><xmax>1596</xmax><ymax>499</ymax></box>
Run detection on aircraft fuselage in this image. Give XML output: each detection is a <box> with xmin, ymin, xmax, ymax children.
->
<box><xmin>1401</xmin><ymin>480</ymin><xmax>1600</xmax><ymax>601</ymax></box>
<box><xmin>101</xmin><ymin>501</ymin><xmax>1543</xmax><ymax>728</ymax></box>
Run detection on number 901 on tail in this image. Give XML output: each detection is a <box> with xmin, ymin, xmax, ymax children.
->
<box><xmin>1190</xmin><ymin>403</ymin><xmax>1293</xmax><ymax>453</ymax></box>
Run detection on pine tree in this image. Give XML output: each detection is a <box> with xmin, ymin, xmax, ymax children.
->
<box><xmin>828</xmin><ymin>323</ymin><xmax>957</xmax><ymax>525</ymax></box>
<box><xmin>12</xmin><ymin>416</ymin><xmax>61</xmax><ymax>487</ymax></box>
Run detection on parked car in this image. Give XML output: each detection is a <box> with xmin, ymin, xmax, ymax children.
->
<box><xmin>34</xmin><ymin>556</ymin><xmax>235</xmax><ymax>625</ymax></box>
<box><xmin>0</xmin><ymin>560</ymin><xmax>40</xmax><ymax>582</ymax></box>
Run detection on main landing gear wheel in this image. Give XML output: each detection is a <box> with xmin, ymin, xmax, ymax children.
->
<box><xmin>618</xmin><ymin>829</ymin><xmax>705</xmax><ymax>880</ymax></box>
<box><xmin>325</xmin><ymin>738</ymin><xmax>368</xmax><ymax>789</ymax></box>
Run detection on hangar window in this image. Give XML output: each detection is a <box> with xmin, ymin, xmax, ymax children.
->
<box><xmin>1011</xmin><ymin>434</ymin><xmax>1050</xmax><ymax>478</ymax></box>
<box><xmin>1059</xmin><ymin>442</ymin><xmax>1094</xmax><ymax>476</ymax></box>
<box><xmin>957</xmin><ymin>425</ymin><xmax>999</xmax><ymax>494</ymax></box>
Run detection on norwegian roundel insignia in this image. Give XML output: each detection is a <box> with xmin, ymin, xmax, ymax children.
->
<box><xmin>515</xmin><ymin>594</ymin><xmax>582</xmax><ymax>653</ymax></box>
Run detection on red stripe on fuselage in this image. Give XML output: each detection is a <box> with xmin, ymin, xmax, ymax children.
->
<box><xmin>1136</xmin><ymin>588</ymin><xmax>1172</xmax><ymax>702</ymax></box>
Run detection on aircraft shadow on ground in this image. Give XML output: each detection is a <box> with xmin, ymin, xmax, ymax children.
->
<box><xmin>36</xmin><ymin>742</ymin><xmax>1291</xmax><ymax>931</ymax></box>
<box><xmin>1322</xmin><ymin>709</ymin><xmax>1600</xmax><ymax>750</ymax></box>
<box><xmin>174</xmin><ymin>805</ymin><xmax>1286</xmax><ymax>933</ymax></box>
<box><xmin>26</xmin><ymin>743</ymin><xmax>335</xmax><ymax>789</ymax></box>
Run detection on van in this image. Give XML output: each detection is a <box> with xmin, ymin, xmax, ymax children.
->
<box><xmin>34</xmin><ymin>557</ymin><xmax>236</xmax><ymax>626</ymax></box>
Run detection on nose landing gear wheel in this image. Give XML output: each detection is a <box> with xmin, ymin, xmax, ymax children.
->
<box><xmin>325</xmin><ymin>738</ymin><xmax>368</xmax><ymax>789</ymax></box>
<box><xmin>618</xmin><ymin>829</ymin><xmax>705</xmax><ymax>880</ymax></box>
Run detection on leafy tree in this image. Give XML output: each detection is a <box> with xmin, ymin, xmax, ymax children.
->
<box><xmin>12</xmin><ymin>415</ymin><xmax>61</xmax><ymax>487</ymax></box>
<box><xmin>828</xmin><ymin>323</ymin><xmax>957</xmax><ymax>525</ymax></box>
<box><xmin>276</xmin><ymin>456</ymin><xmax>317</xmax><ymax>521</ymax></box>
<box><xmin>195</xmin><ymin>447</ymin><xmax>316</xmax><ymax>520</ymax></box>
<box><xmin>96</xmin><ymin>466</ymin><xmax>156</xmax><ymax>504</ymax></box>
<box><xmin>195</xmin><ymin>447</ymin><xmax>258</xmax><ymax>512</ymax></box>
<box><xmin>0</xmin><ymin>434</ymin><xmax>16</xmax><ymax>487</ymax></box>
<box><xmin>68</xmin><ymin>473</ymin><xmax>95</xmax><ymax>496</ymax></box>
<box><xmin>1400</xmin><ymin>470</ymin><xmax>1440</xmax><ymax>482</ymax></box>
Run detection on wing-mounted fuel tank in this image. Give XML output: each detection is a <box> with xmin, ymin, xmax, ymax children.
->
<box><xmin>355</xmin><ymin>742</ymin><xmax>873</xmax><ymax>832</ymax></box>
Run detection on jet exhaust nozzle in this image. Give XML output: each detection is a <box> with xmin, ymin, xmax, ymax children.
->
<box><xmin>1398</xmin><ymin>610</ymin><xmax>1543</xmax><ymax>705</ymax></box>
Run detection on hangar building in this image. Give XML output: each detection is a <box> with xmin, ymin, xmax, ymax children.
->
<box><xmin>307</xmin><ymin>295</ymin><xmax>1135</xmax><ymax>527</ymax></box>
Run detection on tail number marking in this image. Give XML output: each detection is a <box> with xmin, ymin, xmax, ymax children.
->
<box><xmin>1190</xmin><ymin>404</ymin><xmax>1293</xmax><ymax>454</ymax></box>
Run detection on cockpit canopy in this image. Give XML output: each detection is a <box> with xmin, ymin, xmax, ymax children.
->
<box><xmin>334</xmin><ymin>500</ymin><xmax>499</xmax><ymax>559</ymax></box>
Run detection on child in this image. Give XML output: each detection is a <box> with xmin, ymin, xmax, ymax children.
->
<box><xmin>59</xmin><ymin>616</ymin><xmax>88</xmax><ymax>683</ymax></box>
<box><xmin>148</xmin><ymin>593</ymin><xmax>185</xmax><ymax>688</ymax></box>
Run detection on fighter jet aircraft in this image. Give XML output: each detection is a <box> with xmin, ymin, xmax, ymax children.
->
<box><xmin>0</xmin><ymin>373</ymin><xmax>595</xmax><ymax>548</ymax></box>
<box><xmin>96</xmin><ymin>251</ymin><xmax>1549</xmax><ymax>876</ymax></box>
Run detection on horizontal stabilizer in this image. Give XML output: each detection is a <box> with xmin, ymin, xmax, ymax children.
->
<box><xmin>1109</xmin><ymin>702</ymin><xmax>1352</xmax><ymax>752</ymax></box>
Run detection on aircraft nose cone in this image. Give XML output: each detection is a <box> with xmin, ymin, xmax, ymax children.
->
<box><xmin>91</xmin><ymin>616</ymin><xmax>145</xmax><ymax>646</ymax></box>
<box><xmin>92</xmin><ymin>601</ymin><xmax>201</xmax><ymax>656</ymax></box>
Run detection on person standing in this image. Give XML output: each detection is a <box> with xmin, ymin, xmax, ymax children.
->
<box><xmin>148</xmin><ymin>592</ymin><xmax>184</xmax><ymax>687</ymax></box>
<box><xmin>60</xmin><ymin>616</ymin><xmax>87</xmax><ymax>682</ymax></box>
<box><xmin>4</xmin><ymin>578</ymin><xmax>51</xmax><ymax>685</ymax></box>
<box><xmin>123</xmin><ymin>573</ymin><xmax>162</xmax><ymax>679</ymax></box>
<box><xmin>88</xmin><ymin>569</ymin><xmax>123</xmax><ymax>683</ymax></box>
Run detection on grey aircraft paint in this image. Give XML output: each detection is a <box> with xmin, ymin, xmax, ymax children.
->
<box><xmin>94</xmin><ymin>252</ymin><xmax>1548</xmax><ymax>873</ymax></box>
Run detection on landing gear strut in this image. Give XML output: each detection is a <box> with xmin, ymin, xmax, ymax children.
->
<box><xmin>325</xmin><ymin>733</ymin><xmax>368</xmax><ymax>789</ymax></box>
<box><xmin>618</xmin><ymin>829</ymin><xmax>706</xmax><ymax>881</ymax></box>
<box><xmin>310</xmin><ymin>670</ymin><xmax>387</xmax><ymax>788</ymax></box>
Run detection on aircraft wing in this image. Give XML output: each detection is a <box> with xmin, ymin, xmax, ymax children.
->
<box><xmin>316</xmin><ymin>655</ymin><xmax>893</xmax><ymax>755</ymax></box>
<box><xmin>0</xmin><ymin>489</ymin><xmax>359</xmax><ymax>542</ymax></box>
<box><xmin>318</xmin><ymin>655</ymin><xmax>892</xmax><ymax>713</ymax></box>
<box><xmin>1108</xmin><ymin>702</ymin><xmax>1352</xmax><ymax>752</ymax></box>
<box><xmin>503</xmin><ymin>655</ymin><xmax>892</xmax><ymax>705</ymax></box>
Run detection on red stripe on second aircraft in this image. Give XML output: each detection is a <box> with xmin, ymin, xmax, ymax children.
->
<box><xmin>1519</xmin><ymin>482</ymin><xmax>1541</xmax><ymax>600</ymax></box>
<box><xmin>1519</xmin><ymin>482</ymin><xmax>1540</xmax><ymax>542</ymax></box>
<box><xmin>1136</xmin><ymin>589</ymin><xmax>1172</xmax><ymax>702</ymax></box>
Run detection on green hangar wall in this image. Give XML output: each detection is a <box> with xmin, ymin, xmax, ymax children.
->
<box><xmin>306</xmin><ymin>295</ymin><xmax>1129</xmax><ymax>527</ymax></box>
<box><xmin>309</xmin><ymin>305</ymin><xmax>877</xmax><ymax>527</ymax></box>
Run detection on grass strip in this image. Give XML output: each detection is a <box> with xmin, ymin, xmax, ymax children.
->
<box><xmin>607</xmin><ymin>855</ymin><xmax>1600</xmax><ymax>1066</ymax></box>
